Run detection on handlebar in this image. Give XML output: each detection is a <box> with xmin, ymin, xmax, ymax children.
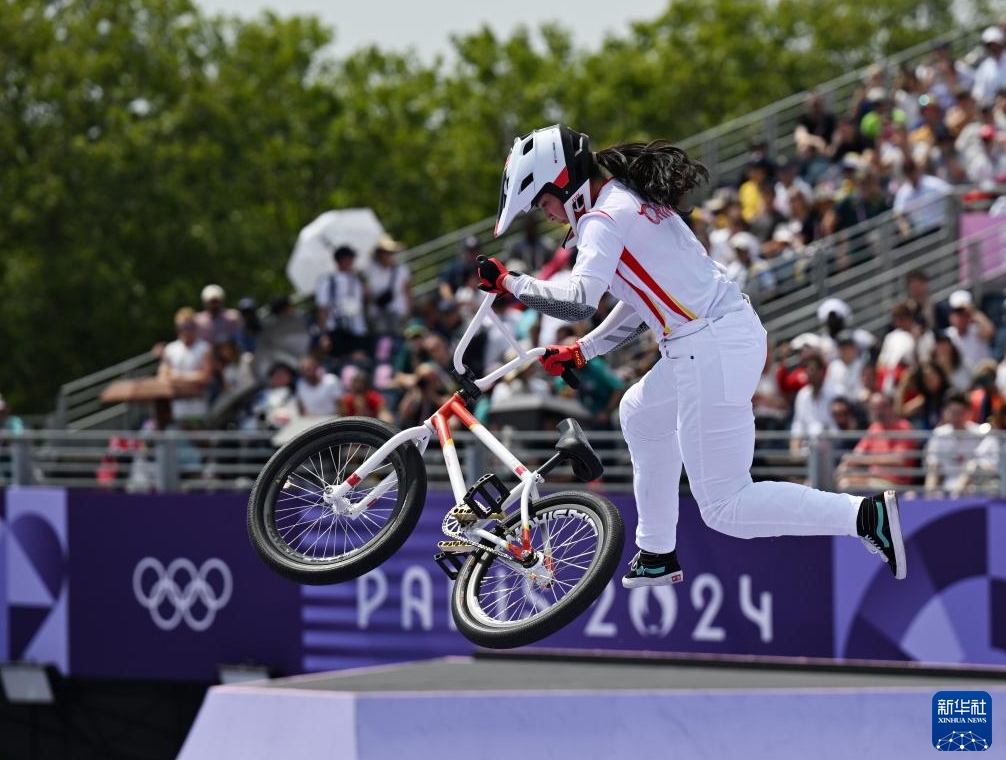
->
<box><xmin>453</xmin><ymin>263</ymin><xmax>580</xmax><ymax>391</ymax></box>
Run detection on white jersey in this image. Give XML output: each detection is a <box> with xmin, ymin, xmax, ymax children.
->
<box><xmin>505</xmin><ymin>179</ymin><xmax>746</xmax><ymax>359</ymax></box>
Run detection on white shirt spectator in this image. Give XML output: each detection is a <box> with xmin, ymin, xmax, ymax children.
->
<box><xmin>315</xmin><ymin>270</ymin><xmax>368</xmax><ymax>336</ymax></box>
<box><xmin>971</xmin><ymin>51</ymin><xmax>1006</xmax><ymax>105</ymax></box>
<box><xmin>946</xmin><ymin>321</ymin><xmax>993</xmax><ymax>373</ymax></box>
<box><xmin>297</xmin><ymin>372</ymin><xmax>344</xmax><ymax>416</ymax></box>
<box><xmin>790</xmin><ymin>384</ymin><xmax>836</xmax><ymax>445</ymax></box>
<box><xmin>925</xmin><ymin>421</ymin><xmax>984</xmax><ymax>493</ymax></box>
<box><xmin>877</xmin><ymin>328</ymin><xmax>916</xmax><ymax>394</ymax></box>
<box><xmin>363</xmin><ymin>259</ymin><xmax>411</xmax><ymax>321</ymax></box>
<box><xmin>162</xmin><ymin>338</ymin><xmax>212</xmax><ymax>421</ymax></box>
<box><xmin>893</xmin><ymin>173</ymin><xmax>952</xmax><ymax>233</ymax></box>
<box><xmin>825</xmin><ymin>355</ymin><xmax>866</xmax><ymax>401</ymax></box>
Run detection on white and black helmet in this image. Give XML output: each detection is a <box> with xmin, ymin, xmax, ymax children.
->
<box><xmin>494</xmin><ymin>125</ymin><xmax>595</xmax><ymax>242</ymax></box>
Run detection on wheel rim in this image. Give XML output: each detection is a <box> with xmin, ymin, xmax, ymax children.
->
<box><xmin>265</xmin><ymin>437</ymin><xmax>402</xmax><ymax>565</ymax></box>
<box><xmin>464</xmin><ymin>503</ymin><xmax>603</xmax><ymax>628</ymax></box>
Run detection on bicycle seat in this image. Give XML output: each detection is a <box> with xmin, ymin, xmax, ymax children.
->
<box><xmin>554</xmin><ymin>418</ymin><xmax>604</xmax><ymax>482</ymax></box>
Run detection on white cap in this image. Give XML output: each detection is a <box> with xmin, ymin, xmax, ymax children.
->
<box><xmin>982</xmin><ymin>26</ymin><xmax>1005</xmax><ymax>45</ymax></box>
<box><xmin>816</xmin><ymin>297</ymin><xmax>853</xmax><ymax>325</ymax></box>
<box><xmin>729</xmin><ymin>231</ymin><xmax>758</xmax><ymax>255</ymax></box>
<box><xmin>201</xmin><ymin>284</ymin><xmax>225</xmax><ymax>303</ymax></box>
<box><xmin>948</xmin><ymin>289</ymin><xmax>973</xmax><ymax>309</ymax></box>
<box><xmin>790</xmin><ymin>332</ymin><xmax>821</xmax><ymax>351</ymax></box>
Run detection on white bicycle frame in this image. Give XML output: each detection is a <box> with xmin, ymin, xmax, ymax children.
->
<box><xmin>325</xmin><ymin>291</ymin><xmax>550</xmax><ymax>559</ymax></box>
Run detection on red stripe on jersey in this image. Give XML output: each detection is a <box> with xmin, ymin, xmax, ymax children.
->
<box><xmin>619</xmin><ymin>248</ymin><xmax>696</xmax><ymax>321</ymax></box>
<box><xmin>616</xmin><ymin>271</ymin><xmax>668</xmax><ymax>332</ymax></box>
<box><xmin>582</xmin><ymin>209</ymin><xmax>614</xmax><ymax>221</ymax></box>
<box><xmin>554</xmin><ymin>167</ymin><xmax>569</xmax><ymax>189</ymax></box>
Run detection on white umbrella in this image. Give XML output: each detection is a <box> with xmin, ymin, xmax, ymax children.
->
<box><xmin>286</xmin><ymin>208</ymin><xmax>385</xmax><ymax>296</ymax></box>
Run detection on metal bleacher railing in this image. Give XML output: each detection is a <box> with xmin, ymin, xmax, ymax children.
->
<box><xmin>3</xmin><ymin>427</ymin><xmax>1006</xmax><ymax>498</ymax></box>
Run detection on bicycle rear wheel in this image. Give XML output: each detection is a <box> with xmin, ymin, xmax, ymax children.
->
<box><xmin>450</xmin><ymin>491</ymin><xmax>623</xmax><ymax>649</ymax></box>
<box><xmin>247</xmin><ymin>417</ymin><xmax>426</xmax><ymax>585</ymax></box>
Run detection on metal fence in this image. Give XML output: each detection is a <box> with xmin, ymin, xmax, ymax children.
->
<box><xmin>3</xmin><ymin>426</ymin><xmax>1005</xmax><ymax>498</ymax></box>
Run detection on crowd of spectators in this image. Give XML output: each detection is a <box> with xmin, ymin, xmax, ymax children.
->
<box><xmin>694</xmin><ymin>26</ymin><xmax>1006</xmax><ymax>309</ymax></box>
<box><xmin>5</xmin><ymin>29</ymin><xmax>1006</xmax><ymax>495</ymax></box>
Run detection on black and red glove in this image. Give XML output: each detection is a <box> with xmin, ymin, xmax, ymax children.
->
<box><xmin>540</xmin><ymin>343</ymin><xmax>586</xmax><ymax>388</ymax></box>
<box><xmin>476</xmin><ymin>256</ymin><xmax>509</xmax><ymax>294</ymax></box>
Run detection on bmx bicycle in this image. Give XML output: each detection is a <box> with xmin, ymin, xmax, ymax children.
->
<box><xmin>247</xmin><ymin>285</ymin><xmax>624</xmax><ymax>649</ymax></box>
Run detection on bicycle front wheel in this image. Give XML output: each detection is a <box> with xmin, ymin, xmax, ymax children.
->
<box><xmin>247</xmin><ymin>417</ymin><xmax>427</xmax><ymax>585</ymax></box>
<box><xmin>450</xmin><ymin>491</ymin><xmax>623</xmax><ymax>649</ymax></box>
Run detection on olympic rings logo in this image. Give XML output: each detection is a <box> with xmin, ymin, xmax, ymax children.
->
<box><xmin>132</xmin><ymin>557</ymin><xmax>233</xmax><ymax>632</ymax></box>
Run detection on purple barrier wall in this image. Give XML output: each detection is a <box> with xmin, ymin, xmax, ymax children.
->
<box><xmin>1</xmin><ymin>487</ymin><xmax>1004</xmax><ymax>679</ymax></box>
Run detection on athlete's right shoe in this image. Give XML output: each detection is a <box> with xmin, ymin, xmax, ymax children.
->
<box><xmin>622</xmin><ymin>549</ymin><xmax>684</xmax><ymax>588</ymax></box>
<box><xmin>856</xmin><ymin>490</ymin><xmax>907</xmax><ymax>580</ymax></box>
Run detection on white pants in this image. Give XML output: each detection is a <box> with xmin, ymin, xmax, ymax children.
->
<box><xmin>619</xmin><ymin>305</ymin><xmax>859</xmax><ymax>554</ymax></box>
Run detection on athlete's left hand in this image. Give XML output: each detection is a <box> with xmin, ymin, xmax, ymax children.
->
<box><xmin>476</xmin><ymin>256</ymin><xmax>509</xmax><ymax>294</ymax></box>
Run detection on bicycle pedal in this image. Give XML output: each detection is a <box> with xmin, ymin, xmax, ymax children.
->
<box><xmin>437</xmin><ymin>540</ymin><xmax>475</xmax><ymax>553</ymax></box>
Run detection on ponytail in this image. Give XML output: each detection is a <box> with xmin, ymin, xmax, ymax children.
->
<box><xmin>594</xmin><ymin>141</ymin><xmax>709</xmax><ymax>211</ymax></box>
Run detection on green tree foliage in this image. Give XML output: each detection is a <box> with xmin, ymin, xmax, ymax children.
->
<box><xmin>0</xmin><ymin>0</ymin><xmax>988</xmax><ymax>413</ymax></box>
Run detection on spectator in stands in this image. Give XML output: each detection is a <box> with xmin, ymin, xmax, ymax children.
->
<box><xmin>877</xmin><ymin>301</ymin><xmax>918</xmax><ymax>395</ymax></box>
<box><xmin>859</xmin><ymin>89</ymin><xmax>906</xmax><ymax>143</ymax></box>
<box><xmin>956</xmin><ymin>98</ymin><xmax>998</xmax><ymax>170</ymax></box>
<box><xmin>917</xmin><ymin>39</ymin><xmax>975</xmax><ymax>105</ymax></box>
<box><xmin>397</xmin><ymin>362</ymin><xmax>450</xmax><ymax>428</ymax></box>
<box><xmin>905</xmin><ymin>268</ymin><xmax>937</xmax><ymax>335</ymax></box>
<box><xmin>316</xmin><ymin>245</ymin><xmax>370</xmax><ymax>364</ymax></box>
<box><xmin>0</xmin><ymin>393</ymin><xmax>25</xmax><ymax>434</ymax></box>
<box><xmin>971</xmin><ymin>26</ymin><xmax>1006</xmax><ymax>105</ymax></box>
<box><xmin>908</xmin><ymin>93</ymin><xmax>951</xmax><ymax>167</ymax></box>
<box><xmin>724</xmin><ymin>231</ymin><xmax>775</xmax><ymax>308</ymax></box>
<box><xmin>158</xmin><ymin>307</ymin><xmax>213</xmax><ymax>428</ymax></box>
<box><xmin>296</xmin><ymin>353</ymin><xmax>343</xmax><ymax>417</ymax></box>
<box><xmin>968</xmin><ymin>358</ymin><xmax>1002</xmax><ymax>425</ymax></box>
<box><xmin>753</xmin><ymin>338</ymin><xmax>791</xmax><ymax>440</ymax></box>
<box><xmin>251</xmin><ymin>361</ymin><xmax>299</xmax><ymax>430</ymax></box>
<box><xmin>439</xmin><ymin>235</ymin><xmax>480</xmax><ymax>300</ymax></box>
<box><xmin>339</xmin><ymin>369</ymin><xmax>394</xmax><ymax>423</ymax></box>
<box><xmin>896</xmin><ymin>360</ymin><xmax>951</xmax><ymax>430</ymax></box>
<box><xmin>506</xmin><ymin>215</ymin><xmax>556</xmax><ymax>273</ymax></box>
<box><xmin>945</xmin><ymin>289</ymin><xmax>995</xmax><ymax>374</ymax></box>
<box><xmin>749</xmin><ymin>178</ymin><xmax>787</xmax><ymax>245</ymax></box>
<box><xmin>829</xmin><ymin>396</ymin><xmax>865</xmax><ymax>453</ymax></box>
<box><xmin>832</xmin><ymin>166</ymin><xmax>891</xmax><ymax>233</ymax></box>
<box><xmin>771</xmin><ymin>155</ymin><xmax>810</xmax><ymax>218</ymax></box>
<box><xmin>945</xmin><ymin>85</ymin><xmax>978</xmax><ymax>139</ymax></box>
<box><xmin>957</xmin><ymin>404</ymin><xmax>1006</xmax><ymax>494</ymax></box>
<box><xmin>932</xmin><ymin>331</ymin><xmax>972</xmax><ymax>391</ymax></box>
<box><xmin>789</xmin><ymin>352</ymin><xmax>836</xmax><ymax>456</ymax></box>
<box><xmin>924</xmin><ymin>389</ymin><xmax>984</xmax><ymax>495</ymax></box>
<box><xmin>896</xmin><ymin>61</ymin><xmax>926</xmax><ymax>130</ymax></box>
<box><xmin>195</xmin><ymin>284</ymin><xmax>243</xmax><ymax>346</ymax></box>
<box><xmin>825</xmin><ymin>331</ymin><xmax>867</xmax><ymax>402</ymax></box>
<box><xmin>892</xmin><ymin>158</ymin><xmax>952</xmax><ymax>241</ymax></box>
<box><xmin>738</xmin><ymin>156</ymin><xmax>772</xmax><ymax>223</ymax></box>
<box><xmin>829</xmin><ymin>116</ymin><xmax>873</xmax><ymax>167</ymax></box>
<box><xmin>210</xmin><ymin>337</ymin><xmax>255</xmax><ymax>403</ymax></box>
<box><xmin>363</xmin><ymin>233</ymin><xmax>412</xmax><ymax>339</ymax></box>
<box><xmin>794</xmin><ymin>91</ymin><xmax>837</xmax><ymax>180</ymax></box>
<box><xmin>849</xmin><ymin>63</ymin><xmax>888</xmax><ymax>123</ymax></box>
<box><xmin>706</xmin><ymin>197</ymin><xmax>747</xmax><ymax>267</ymax></box>
<box><xmin>964</xmin><ymin>123</ymin><xmax>1006</xmax><ymax>186</ymax></box>
<box><xmin>235</xmin><ymin>297</ymin><xmax>262</xmax><ymax>353</ymax></box>
<box><xmin>835</xmin><ymin>391</ymin><xmax>919</xmax><ymax>492</ymax></box>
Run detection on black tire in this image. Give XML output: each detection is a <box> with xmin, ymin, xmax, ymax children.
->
<box><xmin>247</xmin><ymin>417</ymin><xmax>426</xmax><ymax>585</ymax></box>
<box><xmin>450</xmin><ymin>491</ymin><xmax>623</xmax><ymax>649</ymax></box>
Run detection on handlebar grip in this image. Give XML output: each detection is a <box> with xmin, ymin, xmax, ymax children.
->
<box><xmin>560</xmin><ymin>367</ymin><xmax>580</xmax><ymax>389</ymax></box>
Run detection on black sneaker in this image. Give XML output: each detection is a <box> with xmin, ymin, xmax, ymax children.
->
<box><xmin>857</xmin><ymin>490</ymin><xmax>907</xmax><ymax>580</ymax></box>
<box><xmin>621</xmin><ymin>549</ymin><xmax>684</xmax><ymax>588</ymax></box>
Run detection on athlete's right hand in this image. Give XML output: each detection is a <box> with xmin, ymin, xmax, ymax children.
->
<box><xmin>540</xmin><ymin>343</ymin><xmax>585</xmax><ymax>389</ymax></box>
<box><xmin>476</xmin><ymin>256</ymin><xmax>510</xmax><ymax>294</ymax></box>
